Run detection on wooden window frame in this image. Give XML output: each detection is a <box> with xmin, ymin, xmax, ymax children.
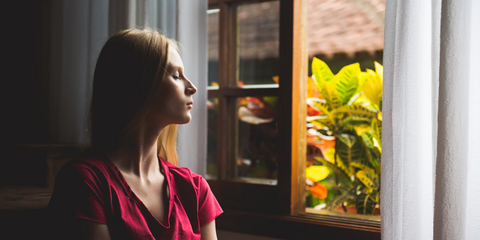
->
<box><xmin>207</xmin><ymin>0</ymin><xmax>381</xmax><ymax>239</ymax></box>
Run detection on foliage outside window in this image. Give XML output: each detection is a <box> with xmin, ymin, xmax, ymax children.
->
<box><xmin>306</xmin><ymin>58</ymin><xmax>383</xmax><ymax>217</ymax></box>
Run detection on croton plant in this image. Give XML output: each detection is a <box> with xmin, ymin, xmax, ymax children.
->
<box><xmin>306</xmin><ymin>58</ymin><xmax>383</xmax><ymax>215</ymax></box>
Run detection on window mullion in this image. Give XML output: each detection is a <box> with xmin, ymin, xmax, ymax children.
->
<box><xmin>216</xmin><ymin>1</ymin><xmax>230</xmax><ymax>181</ymax></box>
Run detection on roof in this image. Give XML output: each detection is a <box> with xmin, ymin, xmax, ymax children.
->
<box><xmin>208</xmin><ymin>0</ymin><xmax>385</xmax><ymax>61</ymax></box>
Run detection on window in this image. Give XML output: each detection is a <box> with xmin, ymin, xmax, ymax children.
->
<box><xmin>207</xmin><ymin>0</ymin><xmax>382</xmax><ymax>239</ymax></box>
<box><xmin>304</xmin><ymin>0</ymin><xmax>384</xmax><ymax>220</ymax></box>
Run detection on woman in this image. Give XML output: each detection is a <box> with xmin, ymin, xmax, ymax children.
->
<box><xmin>48</xmin><ymin>28</ymin><xmax>223</xmax><ymax>240</ymax></box>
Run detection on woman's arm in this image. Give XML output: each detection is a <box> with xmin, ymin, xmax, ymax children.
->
<box><xmin>79</xmin><ymin>219</ymin><xmax>111</xmax><ymax>240</ymax></box>
<box><xmin>201</xmin><ymin>219</ymin><xmax>218</xmax><ymax>240</ymax></box>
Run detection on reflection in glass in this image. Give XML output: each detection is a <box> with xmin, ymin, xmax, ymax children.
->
<box><xmin>206</xmin><ymin>98</ymin><xmax>218</xmax><ymax>179</ymax></box>
<box><xmin>233</xmin><ymin>96</ymin><xmax>278</xmax><ymax>184</ymax></box>
<box><xmin>207</xmin><ymin>8</ymin><xmax>219</xmax><ymax>88</ymax></box>
<box><xmin>235</xmin><ymin>1</ymin><xmax>279</xmax><ymax>87</ymax></box>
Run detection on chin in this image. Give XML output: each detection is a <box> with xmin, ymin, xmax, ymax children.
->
<box><xmin>178</xmin><ymin>115</ymin><xmax>192</xmax><ymax>124</ymax></box>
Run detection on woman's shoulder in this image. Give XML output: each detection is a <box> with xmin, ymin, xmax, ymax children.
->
<box><xmin>162</xmin><ymin>160</ymin><xmax>206</xmax><ymax>190</ymax></box>
<box><xmin>55</xmin><ymin>157</ymin><xmax>111</xmax><ymax>186</ymax></box>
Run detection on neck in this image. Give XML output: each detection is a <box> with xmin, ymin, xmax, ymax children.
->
<box><xmin>107</xmin><ymin>121</ymin><xmax>168</xmax><ymax>178</ymax></box>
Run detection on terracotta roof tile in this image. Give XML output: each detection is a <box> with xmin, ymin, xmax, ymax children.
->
<box><xmin>208</xmin><ymin>0</ymin><xmax>385</xmax><ymax>61</ymax></box>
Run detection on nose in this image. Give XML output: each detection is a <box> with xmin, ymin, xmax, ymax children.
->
<box><xmin>185</xmin><ymin>79</ymin><xmax>197</xmax><ymax>96</ymax></box>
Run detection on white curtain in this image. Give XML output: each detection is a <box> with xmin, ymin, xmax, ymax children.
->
<box><xmin>176</xmin><ymin>0</ymin><xmax>208</xmax><ymax>175</ymax></box>
<box><xmin>46</xmin><ymin>0</ymin><xmax>208</xmax><ymax>175</ymax></box>
<box><xmin>382</xmin><ymin>0</ymin><xmax>480</xmax><ymax>239</ymax></box>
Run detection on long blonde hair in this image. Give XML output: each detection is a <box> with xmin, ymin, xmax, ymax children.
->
<box><xmin>90</xmin><ymin>28</ymin><xmax>179</xmax><ymax>165</ymax></box>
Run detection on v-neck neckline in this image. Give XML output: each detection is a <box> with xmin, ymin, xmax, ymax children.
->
<box><xmin>105</xmin><ymin>155</ymin><xmax>173</xmax><ymax>228</ymax></box>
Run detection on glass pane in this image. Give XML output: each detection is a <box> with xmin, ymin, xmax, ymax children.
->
<box><xmin>206</xmin><ymin>98</ymin><xmax>218</xmax><ymax>179</ymax></box>
<box><xmin>207</xmin><ymin>7</ymin><xmax>219</xmax><ymax>88</ymax></box>
<box><xmin>234</xmin><ymin>1</ymin><xmax>279</xmax><ymax>87</ymax></box>
<box><xmin>231</xmin><ymin>96</ymin><xmax>278</xmax><ymax>184</ymax></box>
<box><xmin>305</xmin><ymin>0</ymin><xmax>385</xmax><ymax>220</ymax></box>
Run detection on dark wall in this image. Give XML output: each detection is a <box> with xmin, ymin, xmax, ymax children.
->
<box><xmin>3</xmin><ymin>0</ymin><xmax>50</xmax><ymax>187</ymax></box>
<box><xmin>5</xmin><ymin>0</ymin><xmax>49</xmax><ymax>145</ymax></box>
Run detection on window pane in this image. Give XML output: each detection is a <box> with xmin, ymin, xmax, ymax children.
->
<box><xmin>305</xmin><ymin>0</ymin><xmax>384</xmax><ymax>220</ymax></box>
<box><xmin>206</xmin><ymin>98</ymin><xmax>218</xmax><ymax>179</ymax></box>
<box><xmin>233</xmin><ymin>1</ymin><xmax>279</xmax><ymax>88</ymax></box>
<box><xmin>208</xmin><ymin>7</ymin><xmax>219</xmax><ymax>88</ymax></box>
<box><xmin>230</xmin><ymin>96</ymin><xmax>278</xmax><ymax>185</ymax></box>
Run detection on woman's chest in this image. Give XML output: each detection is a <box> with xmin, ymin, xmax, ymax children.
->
<box><xmin>124</xmin><ymin>178</ymin><xmax>169</xmax><ymax>224</ymax></box>
<box><xmin>106</xmin><ymin>181</ymin><xmax>200</xmax><ymax>239</ymax></box>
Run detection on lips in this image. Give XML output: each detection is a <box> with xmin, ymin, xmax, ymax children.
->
<box><xmin>186</xmin><ymin>101</ymin><xmax>194</xmax><ymax>108</ymax></box>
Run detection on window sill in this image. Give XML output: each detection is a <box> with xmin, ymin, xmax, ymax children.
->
<box><xmin>216</xmin><ymin>209</ymin><xmax>380</xmax><ymax>240</ymax></box>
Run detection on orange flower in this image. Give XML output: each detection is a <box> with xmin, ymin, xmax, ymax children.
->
<box><xmin>310</xmin><ymin>183</ymin><xmax>328</xmax><ymax>199</ymax></box>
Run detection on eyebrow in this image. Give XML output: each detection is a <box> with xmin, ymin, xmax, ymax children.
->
<box><xmin>168</xmin><ymin>64</ymin><xmax>184</xmax><ymax>73</ymax></box>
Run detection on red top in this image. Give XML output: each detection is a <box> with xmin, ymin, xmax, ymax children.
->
<box><xmin>48</xmin><ymin>156</ymin><xmax>223</xmax><ymax>240</ymax></box>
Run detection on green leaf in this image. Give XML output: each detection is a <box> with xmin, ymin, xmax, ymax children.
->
<box><xmin>312</xmin><ymin>58</ymin><xmax>334</xmax><ymax>92</ymax></box>
<box><xmin>325</xmin><ymin>193</ymin><xmax>354</xmax><ymax>211</ymax></box>
<box><xmin>337</xmin><ymin>133</ymin><xmax>356</xmax><ymax>148</ymax></box>
<box><xmin>338</xmin><ymin>116</ymin><xmax>371</xmax><ymax>130</ymax></box>
<box><xmin>306</xmin><ymin>98</ymin><xmax>334</xmax><ymax>126</ymax></box>
<box><xmin>314</xmin><ymin>157</ymin><xmax>351</xmax><ymax>183</ymax></box>
<box><xmin>336</xmin><ymin>134</ymin><xmax>366</xmax><ymax>173</ymax></box>
<box><xmin>306</xmin><ymin>98</ymin><xmax>328</xmax><ymax>114</ymax></box>
<box><xmin>321</xmin><ymin>81</ymin><xmax>343</xmax><ymax>110</ymax></box>
<box><xmin>371</xmin><ymin>118</ymin><xmax>382</xmax><ymax>142</ymax></box>
<box><xmin>361</xmin><ymin>131</ymin><xmax>375</xmax><ymax>149</ymax></box>
<box><xmin>323</xmin><ymin>184</ymin><xmax>351</xmax><ymax>194</ymax></box>
<box><xmin>333</xmin><ymin>105</ymin><xmax>377</xmax><ymax>119</ymax></box>
<box><xmin>352</xmin><ymin>94</ymin><xmax>379</xmax><ymax>112</ymax></box>
<box><xmin>356</xmin><ymin>170</ymin><xmax>379</xmax><ymax>190</ymax></box>
<box><xmin>306</xmin><ymin>116</ymin><xmax>330</xmax><ymax>129</ymax></box>
<box><xmin>325</xmin><ymin>148</ymin><xmax>354</xmax><ymax>176</ymax></box>
<box><xmin>351</xmin><ymin>162</ymin><xmax>376</xmax><ymax>175</ymax></box>
<box><xmin>334</xmin><ymin>63</ymin><xmax>360</xmax><ymax>105</ymax></box>
<box><xmin>356</xmin><ymin>191</ymin><xmax>379</xmax><ymax>215</ymax></box>
<box><xmin>351</xmin><ymin>161</ymin><xmax>379</xmax><ymax>189</ymax></box>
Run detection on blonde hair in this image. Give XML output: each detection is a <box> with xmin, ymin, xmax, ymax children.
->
<box><xmin>90</xmin><ymin>28</ymin><xmax>179</xmax><ymax>165</ymax></box>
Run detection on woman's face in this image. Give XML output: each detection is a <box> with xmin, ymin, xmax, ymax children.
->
<box><xmin>149</xmin><ymin>46</ymin><xmax>197</xmax><ymax>126</ymax></box>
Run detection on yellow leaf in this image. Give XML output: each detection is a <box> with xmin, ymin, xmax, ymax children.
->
<box><xmin>362</xmin><ymin>69</ymin><xmax>381</xmax><ymax>107</ymax></box>
<box><xmin>324</xmin><ymin>148</ymin><xmax>336</xmax><ymax>163</ymax></box>
<box><xmin>373</xmin><ymin>137</ymin><xmax>381</xmax><ymax>153</ymax></box>
<box><xmin>374</xmin><ymin>62</ymin><xmax>383</xmax><ymax>82</ymax></box>
<box><xmin>306</xmin><ymin>165</ymin><xmax>330</xmax><ymax>182</ymax></box>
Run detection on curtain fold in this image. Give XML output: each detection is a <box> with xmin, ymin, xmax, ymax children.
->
<box><xmin>382</xmin><ymin>0</ymin><xmax>480</xmax><ymax>239</ymax></box>
<box><xmin>176</xmin><ymin>0</ymin><xmax>208</xmax><ymax>175</ymax></box>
